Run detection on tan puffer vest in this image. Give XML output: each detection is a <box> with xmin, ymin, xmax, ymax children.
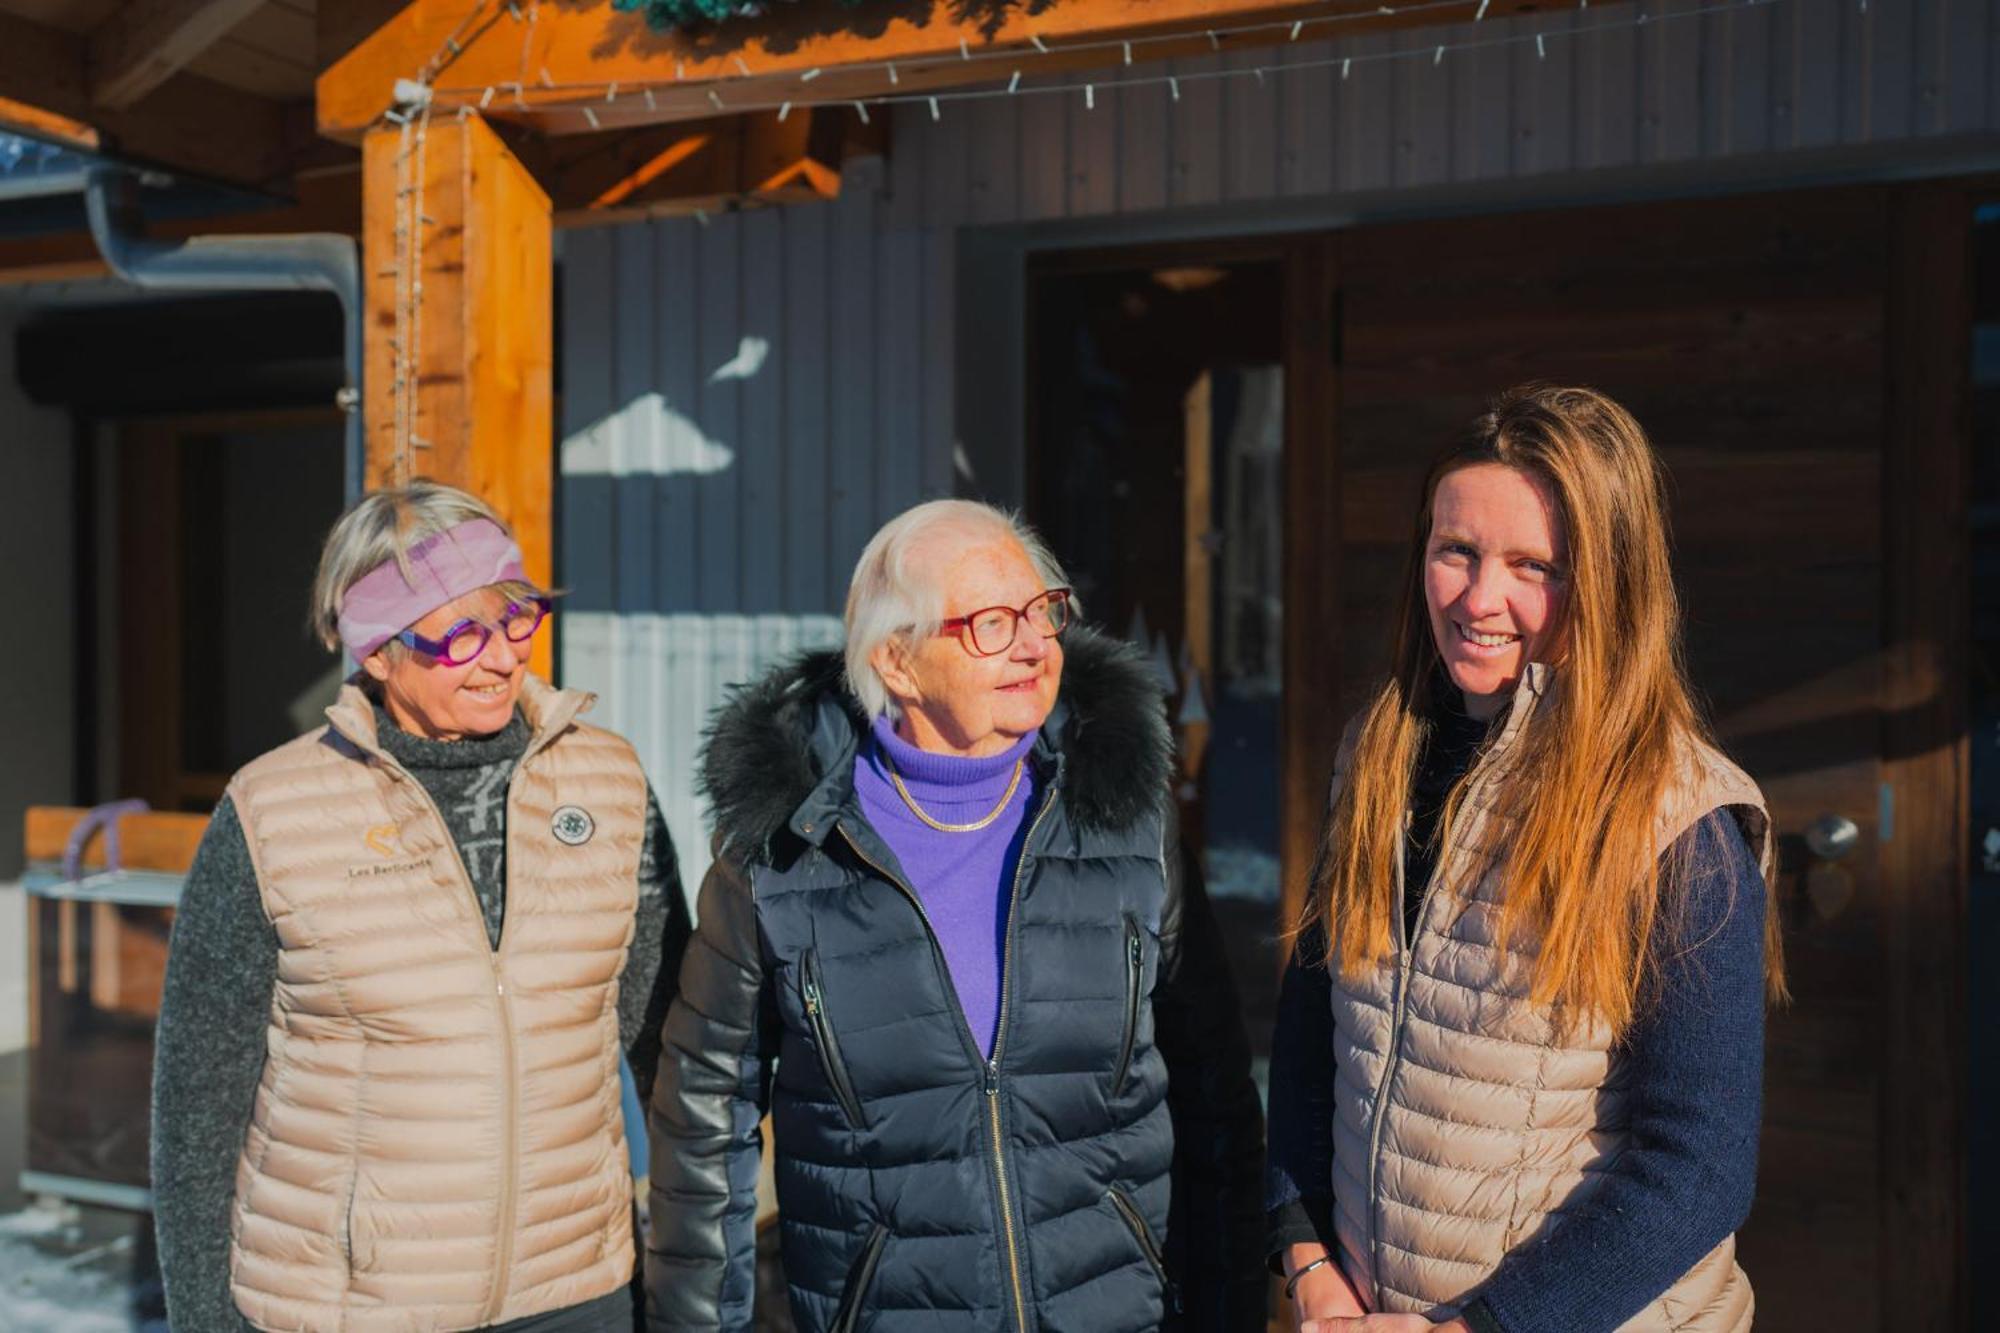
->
<box><xmin>223</xmin><ymin>676</ymin><xmax>644</xmax><ymax>1332</ymax></box>
<box><xmin>1327</xmin><ymin>664</ymin><xmax>1770</xmax><ymax>1332</ymax></box>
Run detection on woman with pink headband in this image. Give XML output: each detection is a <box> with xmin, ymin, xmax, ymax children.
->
<box><xmin>153</xmin><ymin>481</ymin><xmax>689</xmax><ymax>1332</ymax></box>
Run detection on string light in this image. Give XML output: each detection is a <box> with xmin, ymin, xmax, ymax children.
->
<box><xmin>414</xmin><ymin>0</ymin><xmax>1779</xmax><ymax>133</ymax></box>
<box><xmin>425</xmin><ymin>0</ymin><xmax>1522</xmax><ymax>110</ymax></box>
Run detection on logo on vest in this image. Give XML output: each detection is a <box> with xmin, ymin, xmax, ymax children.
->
<box><xmin>551</xmin><ymin>805</ymin><xmax>595</xmax><ymax>846</ymax></box>
<box><xmin>364</xmin><ymin>824</ymin><xmax>397</xmax><ymax>857</ymax></box>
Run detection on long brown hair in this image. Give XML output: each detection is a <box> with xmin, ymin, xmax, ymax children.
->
<box><xmin>1303</xmin><ymin>385</ymin><xmax>1786</xmax><ymax>1034</ymax></box>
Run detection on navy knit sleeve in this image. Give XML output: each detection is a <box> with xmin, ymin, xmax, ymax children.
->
<box><xmin>1464</xmin><ymin>809</ymin><xmax>1767</xmax><ymax>1333</ymax></box>
<box><xmin>1264</xmin><ymin>919</ymin><xmax>1339</xmax><ymax>1268</ymax></box>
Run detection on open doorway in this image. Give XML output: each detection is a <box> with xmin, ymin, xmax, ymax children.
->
<box><xmin>1024</xmin><ymin>241</ymin><xmax>1340</xmax><ymax>1089</ymax></box>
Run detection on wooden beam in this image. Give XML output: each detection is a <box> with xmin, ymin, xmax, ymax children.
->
<box><xmin>0</xmin><ymin>10</ymin><xmax>291</xmax><ymax>188</ymax></box>
<box><xmin>362</xmin><ymin>113</ymin><xmax>555</xmax><ymax>679</ymax></box>
<box><xmin>0</xmin><ymin>96</ymin><xmax>100</xmax><ymax>151</ymax></box>
<box><xmin>518</xmin><ymin>107</ymin><xmax>846</xmax><ymax>225</ymax></box>
<box><xmin>89</xmin><ymin>0</ymin><xmax>270</xmax><ymax>110</ymax></box>
<box><xmin>318</xmin><ymin>0</ymin><xmax>1585</xmax><ymax>139</ymax></box>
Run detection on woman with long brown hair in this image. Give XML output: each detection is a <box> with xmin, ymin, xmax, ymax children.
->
<box><xmin>1266</xmin><ymin>385</ymin><xmax>1785</xmax><ymax>1333</ymax></box>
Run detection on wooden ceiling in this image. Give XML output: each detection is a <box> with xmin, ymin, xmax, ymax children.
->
<box><xmin>0</xmin><ymin>0</ymin><xmax>328</xmax><ymax>188</ymax></box>
<box><xmin>0</xmin><ymin>0</ymin><xmax>317</xmax><ymax>103</ymax></box>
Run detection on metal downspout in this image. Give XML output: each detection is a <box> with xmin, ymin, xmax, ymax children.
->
<box><xmin>83</xmin><ymin>167</ymin><xmax>364</xmax><ymax>500</ymax></box>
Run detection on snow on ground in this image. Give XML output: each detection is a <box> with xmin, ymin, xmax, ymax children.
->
<box><xmin>0</xmin><ymin>1200</ymin><xmax>162</xmax><ymax>1331</ymax></box>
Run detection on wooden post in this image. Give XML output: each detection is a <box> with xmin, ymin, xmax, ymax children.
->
<box><xmin>1880</xmin><ymin>179</ymin><xmax>1973</xmax><ymax>1332</ymax></box>
<box><xmin>362</xmin><ymin>112</ymin><xmax>555</xmax><ymax>680</ymax></box>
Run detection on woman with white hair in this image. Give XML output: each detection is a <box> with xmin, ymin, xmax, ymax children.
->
<box><xmin>646</xmin><ymin>499</ymin><xmax>1265</xmax><ymax>1332</ymax></box>
<box><xmin>153</xmin><ymin>481</ymin><xmax>690</xmax><ymax>1332</ymax></box>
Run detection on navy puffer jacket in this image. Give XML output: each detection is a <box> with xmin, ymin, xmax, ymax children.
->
<box><xmin>645</xmin><ymin>629</ymin><xmax>1265</xmax><ymax>1332</ymax></box>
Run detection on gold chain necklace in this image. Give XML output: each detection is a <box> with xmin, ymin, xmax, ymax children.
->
<box><xmin>885</xmin><ymin>753</ymin><xmax>1025</xmax><ymax>833</ymax></box>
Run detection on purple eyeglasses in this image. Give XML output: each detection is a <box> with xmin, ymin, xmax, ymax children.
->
<box><xmin>396</xmin><ymin>597</ymin><xmax>551</xmax><ymax>666</ymax></box>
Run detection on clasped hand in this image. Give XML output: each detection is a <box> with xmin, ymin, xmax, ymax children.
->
<box><xmin>1298</xmin><ymin>1318</ymin><xmax>1473</xmax><ymax>1333</ymax></box>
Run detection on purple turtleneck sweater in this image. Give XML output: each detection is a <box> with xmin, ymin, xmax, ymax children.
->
<box><xmin>853</xmin><ymin>715</ymin><xmax>1041</xmax><ymax>1059</ymax></box>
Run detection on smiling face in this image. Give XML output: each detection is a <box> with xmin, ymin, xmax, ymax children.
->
<box><xmin>1423</xmin><ymin>463</ymin><xmax>1568</xmax><ymax>718</ymax></box>
<box><xmin>871</xmin><ymin>537</ymin><xmax>1065</xmax><ymax>757</ymax></box>
<box><xmin>362</xmin><ymin>584</ymin><xmax>531</xmax><ymax>741</ymax></box>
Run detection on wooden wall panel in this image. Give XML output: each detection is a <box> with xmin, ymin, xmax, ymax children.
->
<box><xmin>1334</xmin><ymin>185</ymin><xmax>1894</xmax><ymax>1331</ymax></box>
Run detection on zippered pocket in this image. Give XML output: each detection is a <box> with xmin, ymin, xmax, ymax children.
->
<box><xmin>1106</xmin><ymin>1186</ymin><xmax>1181</xmax><ymax>1314</ymax></box>
<box><xmin>1111</xmin><ymin>915</ymin><xmax>1143</xmax><ymax>1097</ymax></box>
<box><xmin>829</xmin><ymin>1223</ymin><xmax>890</xmax><ymax>1333</ymax></box>
<box><xmin>340</xmin><ymin>1172</ymin><xmax>359</xmax><ymax>1274</ymax></box>
<box><xmin>801</xmin><ymin>948</ymin><xmax>869</xmax><ymax>1129</ymax></box>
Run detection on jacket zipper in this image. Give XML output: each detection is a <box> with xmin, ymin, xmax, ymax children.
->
<box><xmin>379</xmin><ymin>752</ymin><xmax>529</xmax><ymax>1326</ymax></box>
<box><xmin>1111</xmin><ymin>915</ymin><xmax>1143</xmax><ymax>1097</ymax></box>
<box><xmin>986</xmin><ymin>787</ymin><xmax>1056</xmax><ymax>1333</ymax></box>
<box><xmin>801</xmin><ymin>948</ymin><xmax>869</xmax><ymax>1128</ymax></box>
<box><xmin>1361</xmin><ymin>765</ymin><xmax>1494</xmax><ymax>1292</ymax></box>
<box><xmin>1106</xmin><ymin>1186</ymin><xmax>1181</xmax><ymax>1314</ymax></box>
<box><xmin>837</xmin><ymin>783</ymin><xmax>1055</xmax><ymax>1333</ymax></box>
<box><xmin>829</xmin><ymin>1223</ymin><xmax>890</xmax><ymax>1333</ymax></box>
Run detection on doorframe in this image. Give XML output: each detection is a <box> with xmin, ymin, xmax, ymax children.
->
<box><xmin>1020</xmin><ymin>234</ymin><xmax>1341</xmax><ymax>952</ymax></box>
<box><xmin>1880</xmin><ymin>173</ymin><xmax>1990</xmax><ymax>1332</ymax></box>
<box><xmin>112</xmin><ymin>405</ymin><xmax>346</xmax><ymax>813</ymax></box>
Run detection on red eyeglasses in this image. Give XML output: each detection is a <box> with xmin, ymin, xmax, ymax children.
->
<box><xmin>937</xmin><ymin>588</ymin><xmax>1073</xmax><ymax>657</ymax></box>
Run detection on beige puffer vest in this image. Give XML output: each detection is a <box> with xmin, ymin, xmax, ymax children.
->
<box><xmin>1327</xmin><ymin>665</ymin><xmax>1770</xmax><ymax>1331</ymax></box>
<box><xmin>223</xmin><ymin>676</ymin><xmax>644</xmax><ymax>1332</ymax></box>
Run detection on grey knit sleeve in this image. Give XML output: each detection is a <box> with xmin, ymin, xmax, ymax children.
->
<box><xmin>151</xmin><ymin>795</ymin><xmax>275</xmax><ymax>1333</ymax></box>
<box><xmin>619</xmin><ymin>788</ymin><xmax>690</xmax><ymax>1104</ymax></box>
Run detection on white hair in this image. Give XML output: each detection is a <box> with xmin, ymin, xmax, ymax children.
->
<box><xmin>843</xmin><ymin>499</ymin><xmax>1074</xmax><ymax>719</ymax></box>
<box><xmin>308</xmin><ymin>481</ymin><xmax>546</xmax><ymax>655</ymax></box>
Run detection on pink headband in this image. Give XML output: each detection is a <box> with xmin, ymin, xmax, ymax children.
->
<box><xmin>337</xmin><ymin>517</ymin><xmax>528</xmax><ymax>660</ymax></box>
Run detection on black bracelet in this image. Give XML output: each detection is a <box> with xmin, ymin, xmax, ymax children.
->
<box><xmin>1284</xmin><ymin>1256</ymin><xmax>1332</xmax><ymax>1300</ymax></box>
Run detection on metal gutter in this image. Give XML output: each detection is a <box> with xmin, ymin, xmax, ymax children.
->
<box><xmin>83</xmin><ymin>167</ymin><xmax>363</xmax><ymax>500</ymax></box>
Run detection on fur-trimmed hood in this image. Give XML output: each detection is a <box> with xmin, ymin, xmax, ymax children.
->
<box><xmin>699</xmin><ymin>626</ymin><xmax>1172</xmax><ymax>862</ymax></box>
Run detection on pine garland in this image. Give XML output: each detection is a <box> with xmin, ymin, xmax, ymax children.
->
<box><xmin>613</xmin><ymin>0</ymin><xmax>867</xmax><ymax>30</ymax></box>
